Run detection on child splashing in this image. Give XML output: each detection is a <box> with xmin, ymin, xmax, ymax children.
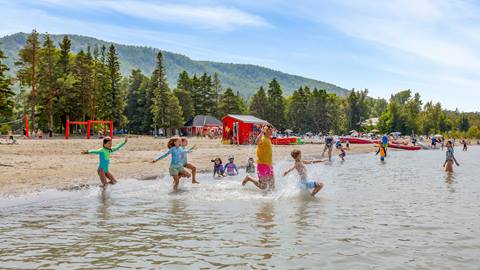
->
<box><xmin>82</xmin><ymin>136</ymin><xmax>127</xmax><ymax>188</ymax></box>
<box><xmin>283</xmin><ymin>149</ymin><xmax>325</xmax><ymax>197</ymax></box>
<box><xmin>181</xmin><ymin>137</ymin><xmax>199</xmax><ymax>184</ymax></box>
<box><xmin>151</xmin><ymin>137</ymin><xmax>195</xmax><ymax>192</ymax></box>
<box><xmin>336</xmin><ymin>140</ymin><xmax>346</xmax><ymax>161</ymax></box>
<box><xmin>242</xmin><ymin>125</ymin><xmax>275</xmax><ymax>191</ymax></box>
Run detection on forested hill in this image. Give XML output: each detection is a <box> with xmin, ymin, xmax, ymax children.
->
<box><xmin>0</xmin><ymin>32</ymin><xmax>348</xmax><ymax>97</ymax></box>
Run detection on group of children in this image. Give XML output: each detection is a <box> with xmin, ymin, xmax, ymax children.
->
<box><xmin>82</xmin><ymin>125</ymin><xmax>326</xmax><ymax>197</ymax></box>
<box><xmin>211</xmin><ymin>156</ymin><xmax>255</xmax><ymax>177</ymax></box>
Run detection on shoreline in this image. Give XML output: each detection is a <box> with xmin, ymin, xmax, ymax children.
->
<box><xmin>0</xmin><ymin>136</ymin><xmax>377</xmax><ymax>197</ymax></box>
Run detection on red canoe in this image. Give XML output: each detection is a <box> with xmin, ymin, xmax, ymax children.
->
<box><xmin>271</xmin><ymin>137</ymin><xmax>297</xmax><ymax>145</ymax></box>
<box><xmin>388</xmin><ymin>143</ymin><xmax>421</xmax><ymax>151</ymax></box>
<box><xmin>340</xmin><ymin>137</ymin><xmax>372</xmax><ymax>144</ymax></box>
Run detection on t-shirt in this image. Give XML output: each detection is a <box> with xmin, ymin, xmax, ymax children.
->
<box><xmin>257</xmin><ymin>135</ymin><xmax>272</xmax><ymax>166</ymax></box>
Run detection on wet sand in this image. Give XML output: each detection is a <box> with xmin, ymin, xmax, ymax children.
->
<box><xmin>0</xmin><ymin>136</ymin><xmax>375</xmax><ymax>196</ymax></box>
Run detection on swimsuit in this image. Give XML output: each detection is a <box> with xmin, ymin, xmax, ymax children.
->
<box><xmin>88</xmin><ymin>141</ymin><xmax>126</xmax><ymax>173</ymax></box>
<box><xmin>155</xmin><ymin>147</ymin><xmax>192</xmax><ymax>176</ymax></box>
<box><xmin>224</xmin><ymin>162</ymin><xmax>238</xmax><ymax>176</ymax></box>
<box><xmin>213</xmin><ymin>164</ymin><xmax>224</xmax><ymax>175</ymax></box>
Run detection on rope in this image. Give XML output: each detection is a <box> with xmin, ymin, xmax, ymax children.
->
<box><xmin>0</xmin><ymin>118</ymin><xmax>23</xmax><ymax>125</ymax></box>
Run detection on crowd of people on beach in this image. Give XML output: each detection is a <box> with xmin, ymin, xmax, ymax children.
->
<box><xmin>57</xmin><ymin>123</ymin><xmax>477</xmax><ymax>196</ymax></box>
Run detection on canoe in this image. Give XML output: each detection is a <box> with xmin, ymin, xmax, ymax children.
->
<box><xmin>388</xmin><ymin>143</ymin><xmax>421</xmax><ymax>151</ymax></box>
<box><xmin>340</xmin><ymin>137</ymin><xmax>372</xmax><ymax>144</ymax></box>
<box><xmin>271</xmin><ymin>137</ymin><xmax>298</xmax><ymax>145</ymax></box>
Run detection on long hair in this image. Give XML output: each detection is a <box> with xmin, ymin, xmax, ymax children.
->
<box><xmin>167</xmin><ymin>137</ymin><xmax>179</xmax><ymax>149</ymax></box>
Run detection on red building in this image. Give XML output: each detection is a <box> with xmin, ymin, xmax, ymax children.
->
<box><xmin>182</xmin><ymin>115</ymin><xmax>222</xmax><ymax>137</ymax></box>
<box><xmin>222</xmin><ymin>114</ymin><xmax>269</xmax><ymax>145</ymax></box>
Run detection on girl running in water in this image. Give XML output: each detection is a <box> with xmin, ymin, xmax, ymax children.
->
<box><xmin>181</xmin><ymin>137</ymin><xmax>199</xmax><ymax>184</ymax></box>
<box><xmin>81</xmin><ymin>136</ymin><xmax>127</xmax><ymax>188</ymax></box>
<box><xmin>151</xmin><ymin>137</ymin><xmax>195</xmax><ymax>192</ymax></box>
<box><xmin>444</xmin><ymin>140</ymin><xmax>460</xmax><ymax>173</ymax></box>
<box><xmin>242</xmin><ymin>125</ymin><xmax>275</xmax><ymax>191</ymax></box>
<box><xmin>336</xmin><ymin>140</ymin><xmax>346</xmax><ymax>161</ymax></box>
<box><xmin>283</xmin><ymin>149</ymin><xmax>324</xmax><ymax>197</ymax></box>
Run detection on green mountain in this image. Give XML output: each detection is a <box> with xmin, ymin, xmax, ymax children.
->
<box><xmin>0</xmin><ymin>32</ymin><xmax>348</xmax><ymax>96</ymax></box>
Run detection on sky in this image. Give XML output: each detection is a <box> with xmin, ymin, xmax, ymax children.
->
<box><xmin>1</xmin><ymin>0</ymin><xmax>479</xmax><ymax>111</ymax></box>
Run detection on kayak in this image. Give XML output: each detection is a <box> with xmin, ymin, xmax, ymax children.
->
<box><xmin>388</xmin><ymin>143</ymin><xmax>421</xmax><ymax>151</ymax></box>
<box><xmin>340</xmin><ymin>137</ymin><xmax>372</xmax><ymax>144</ymax></box>
<box><xmin>271</xmin><ymin>137</ymin><xmax>298</xmax><ymax>145</ymax></box>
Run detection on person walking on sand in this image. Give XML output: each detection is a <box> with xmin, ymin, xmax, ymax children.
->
<box><xmin>443</xmin><ymin>140</ymin><xmax>460</xmax><ymax>173</ymax></box>
<box><xmin>283</xmin><ymin>149</ymin><xmax>325</xmax><ymax>197</ymax></box>
<box><xmin>81</xmin><ymin>136</ymin><xmax>127</xmax><ymax>188</ymax></box>
<box><xmin>242</xmin><ymin>125</ymin><xmax>275</xmax><ymax>191</ymax></box>
<box><xmin>151</xmin><ymin>137</ymin><xmax>195</xmax><ymax>192</ymax></box>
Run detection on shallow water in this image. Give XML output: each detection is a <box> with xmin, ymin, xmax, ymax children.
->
<box><xmin>1</xmin><ymin>147</ymin><xmax>480</xmax><ymax>269</ymax></box>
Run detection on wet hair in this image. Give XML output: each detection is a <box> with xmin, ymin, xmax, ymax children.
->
<box><xmin>181</xmin><ymin>137</ymin><xmax>188</xmax><ymax>142</ymax></box>
<box><xmin>103</xmin><ymin>136</ymin><xmax>112</xmax><ymax>146</ymax></box>
<box><xmin>167</xmin><ymin>137</ymin><xmax>180</xmax><ymax>149</ymax></box>
<box><xmin>291</xmin><ymin>149</ymin><xmax>301</xmax><ymax>160</ymax></box>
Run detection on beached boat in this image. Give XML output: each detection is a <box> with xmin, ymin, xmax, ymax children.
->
<box><xmin>388</xmin><ymin>143</ymin><xmax>421</xmax><ymax>151</ymax></box>
<box><xmin>340</xmin><ymin>137</ymin><xmax>373</xmax><ymax>144</ymax></box>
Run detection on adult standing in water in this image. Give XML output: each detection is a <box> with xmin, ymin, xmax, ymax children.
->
<box><xmin>242</xmin><ymin>125</ymin><xmax>275</xmax><ymax>191</ymax></box>
<box><xmin>444</xmin><ymin>140</ymin><xmax>460</xmax><ymax>172</ymax></box>
<box><xmin>322</xmin><ymin>133</ymin><xmax>334</xmax><ymax>161</ymax></box>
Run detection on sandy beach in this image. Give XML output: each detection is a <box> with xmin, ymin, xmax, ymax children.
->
<box><xmin>0</xmin><ymin>136</ymin><xmax>375</xmax><ymax>196</ymax></box>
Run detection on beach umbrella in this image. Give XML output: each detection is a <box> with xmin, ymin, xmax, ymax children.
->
<box><xmin>371</xmin><ymin>129</ymin><xmax>379</xmax><ymax>133</ymax></box>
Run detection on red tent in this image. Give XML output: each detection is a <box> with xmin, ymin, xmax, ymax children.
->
<box><xmin>222</xmin><ymin>114</ymin><xmax>269</xmax><ymax>145</ymax></box>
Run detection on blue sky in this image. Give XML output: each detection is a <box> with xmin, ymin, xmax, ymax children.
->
<box><xmin>1</xmin><ymin>0</ymin><xmax>480</xmax><ymax>111</ymax></box>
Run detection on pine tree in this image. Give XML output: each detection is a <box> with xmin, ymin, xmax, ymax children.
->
<box><xmin>191</xmin><ymin>74</ymin><xmax>202</xmax><ymax>115</ymax></box>
<box><xmin>199</xmin><ymin>72</ymin><xmax>215</xmax><ymax>115</ymax></box>
<box><xmin>0</xmin><ymin>49</ymin><xmax>14</xmax><ymax>119</ymax></box>
<box><xmin>212</xmin><ymin>72</ymin><xmax>222</xmax><ymax>118</ymax></box>
<box><xmin>165</xmin><ymin>92</ymin><xmax>184</xmax><ymax>133</ymax></box>
<box><xmin>249</xmin><ymin>86</ymin><xmax>268</xmax><ymax>120</ymax></box>
<box><xmin>266</xmin><ymin>78</ymin><xmax>286</xmax><ymax>130</ymax></box>
<box><xmin>73</xmin><ymin>49</ymin><xmax>93</xmax><ymax>121</ymax></box>
<box><xmin>150</xmin><ymin>51</ymin><xmax>171</xmax><ymax>131</ymax></box>
<box><xmin>174</xmin><ymin>70</ymin><xmax>194</xmax><ymax>120</ymax></box>
<box><xmin>106</xmin><ymin>44</ymin><xmax>125</xmax><ymax>127</ymax></box>
<box><xmin>15</xmin><ymin>29</ymin><xmax>40</xmax><ymax>131</ymax></box>
<box><xmin>37</xmin><ymin>34</ymin><xmax>59</xmax><ymax>130</ymax></box>
<box><xmin>125</xmin><ymin>69</ymin><xmax>149</xmax><ymax>133</ymax></box>
<box><xmin>56</xmin><ymin>36</ymin><xmax>77</xmax><ymax>125</ymax></box>
<box><xmin>218</xmin><ymin>88</ymin><xmax>243</xmax><ymax>117</ymax></box>
<box><xmin>287</xmin><ymin>86</ymin><xmax>310</xmax><ymax>132</ymax></box>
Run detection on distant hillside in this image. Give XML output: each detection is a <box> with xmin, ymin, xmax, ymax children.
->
<box><xmin>0</xmin><ymin>32</ymin><xmax>348</xmax><ymax>97</ymax></box>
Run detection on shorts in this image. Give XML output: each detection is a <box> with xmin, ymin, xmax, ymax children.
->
<box><xmin>257</xmin><ymin>164</ymin><xmax>274</xmax><ymax>180</ymax></box>
<box><xmin>169</xmin><ymin>165</ymin><xmax>187</xmax><ymax>176</ymax></box>
<box><xmin>299</xmin><ymin>181</ymin><xmax>317</xmax><ymax>189</ymax></box>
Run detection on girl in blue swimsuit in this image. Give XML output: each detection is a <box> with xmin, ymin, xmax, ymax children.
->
<box><xmin>82</xmin><ymin>136</ymin><xmax>128</xmax><ymax>187</ymax></box>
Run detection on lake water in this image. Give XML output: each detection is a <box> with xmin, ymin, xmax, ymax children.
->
<box><xmin>1</xmin><ymin>147</ymin><xmax>479</xmax><ymax>269</ymax></box>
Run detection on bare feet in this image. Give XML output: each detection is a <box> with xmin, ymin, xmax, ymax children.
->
<box><xmin>192</xmin><ymin>180</ymin><xmax>200</xmax><ymax>184</ymax></box>
<box><xmin>242</xmin><ymin>177</ymin><xmax>249</xmax><ymax>186</ymax></box>
<box><xmin>311</xmin><ymin>182</ymin><xmax>324</xmax><ymax>197</ymax></box>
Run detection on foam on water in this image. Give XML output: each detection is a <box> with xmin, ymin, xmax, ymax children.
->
<box><xmin>1</xmin><ymin>146</ymin><xmax>479</xmax><ymax>269</ymax></box>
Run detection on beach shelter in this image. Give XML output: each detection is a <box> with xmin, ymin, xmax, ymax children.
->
<box><xmin>182</xmin><ymin>115</ymin><xmax>222</xmax><ymax>136</ymax></box>
<box><xmin>222</xmin><ymin>114</ymin><xmax>269</xmax><ymax>145</ymax></box>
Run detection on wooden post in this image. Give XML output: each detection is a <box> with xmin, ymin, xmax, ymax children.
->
<box><xmin>24</xmin><ymin>114</ymin><xmax>29</xmax><ymax>139</ymax></box>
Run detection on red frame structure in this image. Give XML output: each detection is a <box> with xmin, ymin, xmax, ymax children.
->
<box><xmin>65</xmin><ymin>120</ymin><xmax>113</xmax><ymax>139</ymax></box>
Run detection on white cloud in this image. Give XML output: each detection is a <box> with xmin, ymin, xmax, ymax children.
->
<box><xmin>36</xmin><ymin>0</ymin><xmax>270</xmax><ymax>31</ymax></box>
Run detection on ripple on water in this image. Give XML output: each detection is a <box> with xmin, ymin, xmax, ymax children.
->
<box><xmin>1</xmin><ymin>147</ymin><xmax>480</xmax><ymax>269</ymax></box>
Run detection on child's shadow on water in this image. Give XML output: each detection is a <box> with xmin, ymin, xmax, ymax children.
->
<box><xmin>445</xmin><ymin>173</ymin><xmax>456</xmax><ymax>193</ymax></box>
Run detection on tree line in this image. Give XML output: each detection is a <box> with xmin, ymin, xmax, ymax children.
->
<box><xmin>1</xmin><ymin>30</ymin><xmax>479</xmax><ymax>139</ymax></box>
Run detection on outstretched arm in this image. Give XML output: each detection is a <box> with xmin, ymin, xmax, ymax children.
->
<box><xmin>111</xmin><ymin>138</ymin><xmax>127</xmax><ymax>153</ymax></box>
<box><xmin>303</xmin><ymin>159</ymin><xmax>324</xmax><ymax>164</ymax></box>
<box><xmin>151</xmin><ymin>149</ymin><xmax>170</xmax><ymax>163</ymax></box>
<box><xmin>82</xmin><ymin>148</ymin><xmax>103</xmax><ymax>154</ymax></box>
<box><xmin>283</xmin><ymin>166</ymin><xmax>295</xmax><ymax>176</ymax></box>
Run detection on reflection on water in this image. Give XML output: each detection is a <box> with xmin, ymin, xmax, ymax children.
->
<box><xmin>1</xmin><ymin>147</ymin><xmax>480</xmax><ymax>269</ymax></box>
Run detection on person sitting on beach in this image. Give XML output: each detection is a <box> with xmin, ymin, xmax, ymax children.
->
<box><xmin>181</xmin><ymin>137</ymin><xmax>199</xmax><ymax>184</ymax></box>
<box><xmin>335</xmin><ymin>140</ymin><xmax>346</xmax><ymax>161</ymax></box>
<box><xmin>283</xmin><ymin>149</ymin><xmax>324</xmax><ymax>197</ymax></box>
<box><xmin>224</xmin><ymin>156</ymin><xmax>239</xmax><ymax>176</ymax></box>
<box><xmin>151</xmin><ymin>137</ymin><xmax>195</xmax><ymax>192</ymax></box>
<box><xmin>444</xmin><ymin>140</ymin><xmax>460</xmax><ymax>172</ymax></box>
<box><xmin>242</xmin><ymin>125</ymin><xmax>275</xmax><ymax>191</ymax></box>
<box><xmin>81</xmin><ymin>136</ymin><xmax>128</xmax><ymax>188</ymax></box>
<box><xmin>246</xmin><ymin>157</ymin><xmax>256</xmax><ymax>175</ymax></box>
<box><xmin>211</xmin><ymin>157</ymin><xmax>225</xmax><ymax>177</ymax></box>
